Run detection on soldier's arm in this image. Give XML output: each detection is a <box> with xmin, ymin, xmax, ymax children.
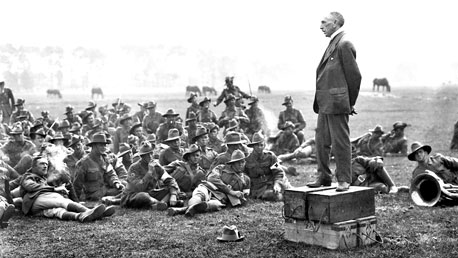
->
<box><xmin>277</xmin><ymin>112</ymin><xmax>284</xmax><ymax>130</ymax></box>
<box><xmin>207</xmin><ymin>165</ymin><xmax>231</xmax><ymax>194</ymax></box>
<box><xmin>236</xmin><ymin>109</ymin><xmax>250</xmax><ymax>123</ymax></box>
<box><xmin>295</xmin><ymin>110</ymin><xmax>306</xmax><ymax>131</ymax></box>
<box><xmin>8</xmin><ymin>89</ymin><xmax>14</xmax><ymax>107</ymax></box>
<box><xmin>104</xmin><ymin>163</ymin><xmax>122</xmax><ymax>188</ymax></box>
<box><xmin>438</xmin><ymin>154</ymin><xmax>458</xmax><ymax>171</ymax></box>
<box><xmin>215</xmin><ymin>89</ymin><xmax>226</xmax><ymax>106</ymax></box>
<box><xmin>21</xmin><ymin>174</ymin><xmax>54</xmax><ymax>193</ymax></box>
<box><xmin>237</xmin><ymin>87</ymin><xmax>251</xmax><ymax>98</ymax></box>
<box><xmin>114</xmin><ymin>157</ymin><xmax>128</xmax><ymax>181</ymax></box>
<box><xmin>268</xmin><ymin>153</ymin><xmax>284</xmax><ymax>184</ymax></box>
<box><xmin>73</xmin><ymin>161</ymin><xmax>86</xmax><ymax>197</ymax></box>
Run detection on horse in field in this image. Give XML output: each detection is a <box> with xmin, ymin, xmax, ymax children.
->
<box><xmin>46</xmin><ymin>89</ymin><xmax>62</xmax><ymax>98</ymax></box>
<box><xmin>373</xmin><ymin>78</ymin><xmax>391</xmax><ymax>92</ymax></box>
<box><xmin>91</xmin><ymin>87</ymin><xmax>104</xmax><ymax>99</ymax></box>
<box><xmin>185</xmin><ymin>85</ymin><xmax>201</xmax><ymax>97</ymax></box>
<box><xmin>202</xmin><ymin>86</ymin><xmax>217</xmax><ymax>96</ymax></box>
<box><xmin>258</xmin><ymin>85</ymin><xmax>271</xmax><ymax>94</ymax></box>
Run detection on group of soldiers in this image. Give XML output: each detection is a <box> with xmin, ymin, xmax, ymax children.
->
<box><xmin>0</xmin><ymin>77</ymin><xmax>305</xmax><ymax>226</ymax></box>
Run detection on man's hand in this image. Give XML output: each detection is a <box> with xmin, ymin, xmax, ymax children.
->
<box><xmin>350</xmin><ymin>106</ymin><xmax>357</xmax><ymax>116</ymax></box>
<box><xmin>54</xmin><ymin>184</ymin><xmax>69</xmax><ymax>195</ymax></box>
<box><xmin>114</xmin><ymin>182</ymin><xmax>125</xmax><ymax>191</ymax></box>
<box><xmin>213</xmin><ymin>102</ymin><xmax>218</xmax><ymax>107</ymax></box>
<box><xmin>229</xmin><ymin>190</ymin><xmax>244</xmax><ymax>199</ymax></box>
<box><xmin>273</xmin><ymin>184</ymin><xmax>281</xmax><ymax>194</ymax></box>
<box><xmin>169</xmin><ymin>194</ymin><xmax>177</xmax><ymax>206</ymax></box>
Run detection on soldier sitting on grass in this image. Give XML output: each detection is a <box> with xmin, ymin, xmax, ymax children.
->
<box><xmin>167</xmin><ymin>149</ymin><xmax>250</xmax><ymax>217</ymax></box>
<box><xmin>351</xmin><ymin>155</ymin><xmax>398</xmax><ymax>194</ymax></box>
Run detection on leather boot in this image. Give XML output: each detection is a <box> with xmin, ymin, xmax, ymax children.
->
<box><xmin>102</xmin><ymin>205</ymin><xmax>116</xmax><ymax>217</ymax></box>
<box><xmin>185</xmin><ymin>202</ymin><xmax>208</xmax><ymax>218</ymax></box>
<box><xmin>78</xmin><ymin>204</ymin><xmax>106</xmax><ymax>223</ymax></box>
<box><xmin>206</xmin><ymin>200</ymin><xmax>224</xmax><ymax>212</ymax></box>
<box><xmin>61</xmin><ymin>211</ymin><xmax>79</xmax><ymax>221</ymax></box>
<box><xmin>167</xmin><ymin>207</ymin><xmax>187</xmax><ymax>216</ymax></box>
<box><xmin>67</xmin><ymin>202</ymin><xmax>88</xmax><ymax>213</ymax></box>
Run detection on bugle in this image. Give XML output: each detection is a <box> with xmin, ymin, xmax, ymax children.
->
<box><xmin>410</xmin><ymin>170</ymin><xmax>458</xmax><ymax>207</ymax></box>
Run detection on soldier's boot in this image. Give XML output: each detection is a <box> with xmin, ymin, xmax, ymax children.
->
<box><xmin>67</xmin><ymin>202</ymin><xmax>89</xmax><ymax>213</ymax></box>
<box><xmin>167</xmin><ymin>207</ymin><xmax>187</xmax><ymax>216</ymax></box>
<box><xmin>278</xmin><ymin>153</ymin><xmax>296</xmax><ymax>162</ymax></box>
<box><xmin>102</xmin><ymin>205</ymin><xmax>117</xmax><ymax>218</ymax></box>
<box><xmin>206</xmin><ymin>200</ymin><xmax>224</xmax><ymax>212</ymax></box>
<box><xmin>151</xmin><ymin>201</ymin><xmax>168</xmax><ymax>211</ymax></box>
<box><xmin>78</xmin><ymin>204</ymin><xmax>106</xmax><ymax>223</ymax></box>
<box><xmin>101</xmin><ymin>196</ymin><xmax>121</xmax><ymax>206</ymax></box>
<box><xmin>13</xmin><ymin>198</ymin><xmax>22</xmax><ymax>210</ymax></box>
<box><xmin>185</xmin><ymin>202</ymin><xmax>208</xmax><ymax>218</ymax></box>
<box><xmin>61</xmin><ymin>211</ymin><xmax>80</xmax><ymax>221</ymax></box>
<box><xmin>0</xmin><ymin>203</ymin><xmax>16</xmax><ymax>228</ymax></box>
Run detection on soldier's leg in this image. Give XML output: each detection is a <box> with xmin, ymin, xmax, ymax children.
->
<box><xmin>185</xmin><ymin>185</ymin><xmax>211</xmax><ymax>217</ymax></box>
<box><xmin>31</xmin><ymin>192</ymin><xmax>74</xmax><ymax>214</ymax></box>
<box><xmin>13</xmin><ymin>154</ymin><xmax>33</xmax><ymax>175</ymax></box>
<box><xmin>127</xmin><ymin>192</ymin><xmax>167</xmax><ymax>210</ymax></box>
<box><xmin>374</xmin><ymin>167</ymin><xmax>397</xmax><ymax>193</ymax></box>
<box><xmin>0</xmin><ymin>197</ymin><xmax>16</xmax><ymax>228</ymax></box>
<box><xmin>278</xmin><ymin>152</ymin><xmax>296</xmax><ymax>162</ymax></box>
<box><xmin>295</xmin><ymin>131</ymin><xmax>305</xmax><ymax>145</ymax></box>
<box><xmin>368</xmin><ymin>182</ymin><xmax>389</xmax><ymax>194</ymax></box>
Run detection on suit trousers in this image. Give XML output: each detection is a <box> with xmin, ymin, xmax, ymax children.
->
<box><xmin>315</xmin><ymin>113</ymin><xmax>351</xmax><ymax>183</ymax></box>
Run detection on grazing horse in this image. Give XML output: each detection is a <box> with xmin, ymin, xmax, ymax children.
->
<box><xmin>373</xmin><ymin>78</ymin><xmax>391</xmax><ymax>92</ymax></box>
<box><xmin>257</xmin><ymin>85</ymin><xmax>271</xmax><ymax>94</ymax></box>
<box><xmin>91</xmin><ymin>87</ymin><xmax>104</xmax><ymax>99</ymax></box>
<box><xmin>185</xmin><ymin>85</ymin><xmax>201</xmax><ymax>97</ymax></box>
<box><xmin>46</xmin><ymin>89</ymin><xmax>62</xmax><ymax>99</ymax></box>
<box><xmin>202</xmin><ymin>86</ymin><xmax>217</xmax><ymax>96</ymax></box>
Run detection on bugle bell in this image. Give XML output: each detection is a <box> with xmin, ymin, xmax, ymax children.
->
<box><xmin>410</xmin><ymin>170</ymin><xmax>458</xmax><ymax>207</ymax></box>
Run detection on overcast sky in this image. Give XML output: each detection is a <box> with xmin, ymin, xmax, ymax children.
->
<box><xmin>2</xmin><ymin>0</ymin><xmax>458</xmax><ymax>90</ymax></box>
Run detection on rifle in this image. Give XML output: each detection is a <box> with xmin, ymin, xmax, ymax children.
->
<box><xmin>247</xmin><ymin>79</ymin><xmax>253</xmax><ymax>96</ymax></box>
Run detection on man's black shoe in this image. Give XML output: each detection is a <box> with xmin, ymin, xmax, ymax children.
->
<box><xmin>306</xmin><ymin>180</ymin><xmax>332</xmax><ymax>188</ymax></box>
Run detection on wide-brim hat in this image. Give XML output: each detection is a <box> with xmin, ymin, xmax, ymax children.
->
<box><xmin>186</xmin><ymin>112</ymin><xmax>197</xmax><ymax>122</ymax></box>
<box><xmin>147</xmin><ymin>134</ymin><xmax>157</xmax><ymax>144</ymax></box>
<box><xmin>85</xmin><ymin>101</ymin><xmax>97</xmax><ymax>110</ymax></box>
<box><xmin>248</xmin><ymin>96</ymin><xmax>259</xmax><ymax>105</ymax></box>
<box><xmin>247</xmin><ymin>132</ymin><xmax>265</xmax><ymax>147</ymax></box>
<box><xmin>408</xmin><ymin>141</ymin><xmax>432</xmax><ymax>161</ymax></box>
<box><xmin>163</xmin><ymin>128</ymin><xmax>181</xmax><ymax>142</ymax></box>
<box><xmin>138</xmin><ymin>141</ymin><xmax>155</xmax><ymax>155</ymax></box>
<box><xmin>0</xmin><ymin>81</ymin><xmax>4</xmax><ymax>87</ymax></box>
<box><xmin>15</xmin><ymin>98</ymin><xmax>25</xmax><ymax>106</ymax></box>
<box><xmin>199</xmin><ymin>96</ymin><xmax>211</xmax><ymax>107</ymax></box>
<box><xmin>393</xmin><ymin>121</ymin><xmax>408</xmax><ymax>130</ymax></box>
<box><xmin>81</xmin><ymin>111</ymin><xmax>94</xmax><ymax>124</ymax></box>
<box><xmin>224</xmin><ymin>132</ymin><xmax>246</xmax><ymax>145</ymax></box>
<box><xmin>187</xmin><ymin>92</ymin><xmax>198</xmax><ymax>103</ymax></box>
<box><xmin>119</xmin><ymin>114</ymin><xmax>133</xmax><ymax>124</ymax></box>
<box><xmin>68</xmin><ymin>135</ymin><xmax>83</xmax><ymax>148</ymax></box>
<box><xmin>8</xmin><ymin>123</ymin><xmax>23</xmax><ymax>135</ymax></box>
<box><xmin>49</xmin><ymin>132</ymin><xmax>69</xmax><ymax>144</ymax></box>
<box><xmin>224</xmin><ymin>94</ymin><xmax>236</xmax><ymax>103</ymax></box>
<box><xmin>183</xmin><ymin>144</ymin><xmax>200</xmax><ymax>161</ymax></box>
<box><xmin>207</xmin><ymin>122</ymin><xmax>219</xmax><ymax>132</ymax></box>
<box><xmin>369</xmin><ymin>125</ymin><xmax>384</xmax><ymax>134</ymax></box>
<box><xmin>282</xmin><ymin>95</ymin><xmax>293</xmax><ymax>105</ymax></box>
<box><xmin>112</xmin><ymin>98</ymin><xmax>124</xmax><ymax>107</ymax></box>
<box><xmin>145</xmin><ymin>101</ymin><xmax>157</xmax><ymax>109</ymax></box>
<box><xmin>69</xmin><ymin>122</ymin><xmax>82</xmax><ymax>132</ymax></box>
<box><xmin>64</xmin><ymin>105</ymin><xmax>74</xmax><ymax>114</ymax></box>
<box><xmin>86</xmin><ymin>132</ymin><xmax>109</xmax><ymax>146</ymax></box>
<box><xmin>58</xmin><ymin>120</ymin><xmax>71</xmax><ymax>129</ymax></box>
<box><xmin>217</xmin><ymin>225</ymin><xmax>245</xmax><ymax>242</ymax></box>
<box><xmin>162</xmin><ymin>108</ymin><xmax>179</xmax><ymax>117</ymax></box>
<box><xmin>30</xmin><ymin>127</ymin><xmax>46</xmax><ymax>138</ymax></box>
<box><xmin>192</xmin><ymin>126</ymin><xmax>208</xmax><ymax>142</ymax></box>
<box><xmin>117</xmin><ymin>143</ymin><xmax>132</xmax><ymax>157</ymax></box>
<box><xmin>129</xmin><ymin>122</ymin><xmax>142</xmax><ymax>135</ymax></box>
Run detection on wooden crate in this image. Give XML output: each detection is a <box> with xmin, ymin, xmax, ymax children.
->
<box><xmin>356</xmin><ymin>216</ymin><xmax>379</xmax><ymax>246</ymax></box>
<box><xmin>284</xmin><ymin>219</ymin><xmax>359</xmax><ymax>250</ymax></box>
<box><xmin>283</xmin><ymin>186</ymin><xmax>336</xmax><ymax>220</ymax></box>
<box><xmin>307</xmin><ymin>186</ymin><xmax>375</xmax><ymax>224</ymax></box>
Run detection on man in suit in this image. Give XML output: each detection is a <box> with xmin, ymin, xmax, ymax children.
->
<box><xmin>307</xmin><ymin>12</ymin><xmax>361</xmax><ymax>192</ymax></box>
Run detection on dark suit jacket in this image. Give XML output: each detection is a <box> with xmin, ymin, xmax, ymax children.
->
<box><xmin>314</xmin><ymin>32</ymin><xmax>361</xmax><ymax>114</ymax></box>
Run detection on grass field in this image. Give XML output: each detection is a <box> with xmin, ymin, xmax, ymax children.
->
<box><xmin>2</xmin><ymin>86</ymin><xmax>458</xmax><ymax>257</ymax></box>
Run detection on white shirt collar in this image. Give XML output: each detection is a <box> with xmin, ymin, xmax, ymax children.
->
<box><xmin>330</xmin><ymin>27</ymin><xmax>344</xmax><ymax>40</ymax></box>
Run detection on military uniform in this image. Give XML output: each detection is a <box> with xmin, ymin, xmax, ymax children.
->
<box><xmin>142</xmin><ymin>112</ymin><xmax>165</xmax><ymax>135</ymax></box>
<box><xmin>271</xmin><ymin>132</ymin><xmax>299</xmax><ymax>155</ymax></box>
<box><xmin>10</xmin><ymin>110</ymin><xmax>34</xmax><ymax>125</ymax></box>
<box><xmin>206</xmin><ymin>164</ymin><xmax>251</xmax><ymax>206</ymax></box>
<box><xmin>156</xmin><ymin>122</ymin><xmax>184</xmax><ymax>143</ymax></box>
<box><xmin>74</xmin><ymin>153</ymin><xmax>123</xmax><ymax>201</ymax></box>
<box><xmin>196</xmin><ymin>109</ymin><xmax>218</xmax><ymax>124</ymax></box>
<box><xmin>1</xmin><ymin>139</ymin><xmax>35</xmax><ymax>167</ymax></box>
<box><xmin>218</xmin><ymin>106</ymin><xmax>249</xmax><ymax>130</ymax></box>
<box><xmin>186</xmin><ymin>103</ymin><xmax>200</xmax><ymax>122</ymax></box>
<box><xmin>243</xmin><ymin>105</ymin><xmax>268</xmax><ymax>138</ymax></box>
<box><xmin>121</xmin><ymin>160</ymin><xmax>179</xmax><ymax>208</ymax></box>
<box><xmin>64</xmin><ymin>151</ymin><xmax>85</xmax><ymax>180</ymax></box>
<box><xmin>198</xmin><ymin>146</ymin><xmax>217</xmax><ymax>173</ymax></box>
<box><xmin>215</xmin><ymin>86</ymin><xmax>250</xmax><ymax>107</ymax></box>
<box><xmin>113</xmin><ymin>126</ymin><xmax>130</xmax><ymax>154</ymax></box>
<box><xmin>0</xmin><ymin>87</ymin><xmax>14</xmax><ymax>124</ymax></box>
<box><xmin>355</xmin><ymin>133</ymin><xmax>384</xmax><ymax>157</ymax></box>
<box><xmin>277</xmin><ymin>108</ymin><xmax>306</xmax><ymax>143</ymax></box>
<box><xmin>165</xmin><ymin>160</ymin><xmax>206</xmax><ymax>195</ymax></box>
<box><xmin>158</xmin><ymin>146</ymin><xmax>184</xmax><ymax>166</ymax></box>
<box><xmin>245</xmin><ymin>150</ymin><xmax>289</xmax><ymax>198</ymax></box>
<box><xmin>351</xmin><ymin>156</ymin><xmax>396</xmax><ymax>193</ymax></box>
<box><xmin>382</xmin><ymin>134</ymin><xmax>408</xmax><ymax>155</ymax></box>
<box><xmin>208</xmin><ymin>137</ymin><xmax>224</xmax><ymax>154</ymax></box>
<box><xmin>412</xmin><ymin>153</ymin><xmax>458</xmax><ymax>185</ymax></box>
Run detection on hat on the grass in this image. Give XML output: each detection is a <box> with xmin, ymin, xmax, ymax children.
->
<box><xmin>217</xmin><ymin>225</ymin><xmax>245</xmax><ymax>242</ymax></box>
<box><xmin>408</xmin><ymin>141</ymin><xmax>432</xmax><ymax>161</ymax></box>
